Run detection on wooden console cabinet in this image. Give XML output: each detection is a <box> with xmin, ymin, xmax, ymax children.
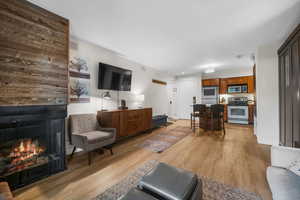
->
<box><xmin>97</xmin><ymin>108</ymin><xmax>152</xmax><ymax>140</ymax></box>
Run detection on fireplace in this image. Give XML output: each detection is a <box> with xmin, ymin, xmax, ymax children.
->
<box><xmin>0</xmin><ymin>105</ymin><xmax>67</xmax><ymax>190</ymax></box>
<box><xmin>0</xmin><ymin>138</ymin><xmax>47</xmax><ymax>176</ymax></box>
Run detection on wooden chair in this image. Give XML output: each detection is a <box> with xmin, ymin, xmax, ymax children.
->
<box><xmin>210</xmin><ymin>104</ymin><xmax>226</xmax><ymax>136</ymax></box>
<box><xmin>191</xmin><ymin>104</ymin><xmax>206</xmax><ymax>132</ymax></box>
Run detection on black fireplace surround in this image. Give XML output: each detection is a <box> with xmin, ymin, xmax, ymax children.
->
<box><xmin>0</xmin><ymin>105</ymin><xmax>67</xmax><ymax>190</ymax></box>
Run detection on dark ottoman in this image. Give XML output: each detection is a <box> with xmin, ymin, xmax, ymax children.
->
<box><xmin>121</xmin><ymin>188</ymin><xmax>158</xmax><ymax>200</ymax></box>
<box><xmin>138</xmin><ymin>163</ymin><xmax>202</xmax><ymax>200</ymax></box>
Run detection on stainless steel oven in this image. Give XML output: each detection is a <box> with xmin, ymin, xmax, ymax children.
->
<box><xmin>201</xmin><ymin>86</ymin><xmax>219</xmax><ymax>105</ymax></box>
<box><xmin>227</xmin><ymin>97</ymin><xmax>249</xmax><ymax>124</ymax></box>
<box><xmin>228</xmin><ymin>106</ymin><xmax>249</xmax><ymax>124</ymax></box>
<box><xmin>202</xmin><ymin>87</ymin><xmax>218</xmax><ymax>99</ymax></box>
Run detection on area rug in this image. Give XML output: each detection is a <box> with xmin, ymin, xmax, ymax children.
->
<box><xmin>93</xmin><ymin>160</ymin><xmax>262</xmax><ymax>200</ymax></box>
<box><xmin>137</xmin><ymin>126</ymin><xmax>192</xmax><ymax>153</ymax></box>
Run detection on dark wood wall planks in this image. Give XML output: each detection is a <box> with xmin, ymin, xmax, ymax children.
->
<box><xmin>0</xmin><ymin>0</ymin><xmax>69</xmax><ymax>106</ymax></box>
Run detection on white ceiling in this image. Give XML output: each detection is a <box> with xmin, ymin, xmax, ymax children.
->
<box><xmin>29</xmin><ymin>0</ymin><xmax>300</xmax><ymax>75</ymax></box>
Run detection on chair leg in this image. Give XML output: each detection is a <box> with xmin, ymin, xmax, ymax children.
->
<box><xmin>88</xmin><ymin>151</ymin><xmax>92</xmax><ymax>165</ymax></box>
<box><xmin>223</xmin><ymin>119</ymin><xmax>226</xmax><ymax>137</ymax></box>
<box><xmin>110</xmin><ymin>147</ymin><xmax>113</xmax><ymax>155</ymax></box>
<box><xmin>191</xmin><ymin>114</ymin><xmax>193</xmax><ymax>129</ymax></box>
<box><xmin>70</xmin><ymin>146</ymin><xmax>76</xmax><ymax>160</ymax></box>
<box><xmin>211</xmin><ymin>118</ymin><xmax>214</xmax><ymax>133</ymax></box>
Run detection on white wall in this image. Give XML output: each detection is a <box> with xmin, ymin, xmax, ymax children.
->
<box><xmin>172</xmin><ymin>75</ymin><xmax>202</xmax><ymax>119</ymax></box>
<box><xmin>68</xmin><ymin>36</ymin><xmax>172</xmax><ymax>116</ymax></box>
<box><xmin>202</xmin><ymin>67</ymin><xmax>253</xmax><ymax>79</ymax></box>
<box><xmin>255</xmin><ymin>42</ymin><xmax>280</xmax><ymax>145</ymax></box>
<box><xmin>66</xmin><ymin>37</ymin><xmax>173</xmax><ymax>154</ymax></box>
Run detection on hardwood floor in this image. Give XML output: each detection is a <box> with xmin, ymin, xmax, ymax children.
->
<box><xmin>13</xmin><ymin>120</ymin><xmax>272</xmax><ymax>200</ymax></box>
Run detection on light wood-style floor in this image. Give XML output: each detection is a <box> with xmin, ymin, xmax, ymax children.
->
<box><xmin>14</xmin><ymin>120</ymin><xmax>272</xmax><ymax>200</ymax></box>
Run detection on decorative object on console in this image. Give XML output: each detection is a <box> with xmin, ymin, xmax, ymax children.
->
<box><xmin>119</xmin><ymin>99</ymin><xmax>128</xmax><ymax>110</ymax></box>
<box><xmin>69</xmin><ymin>57</ymin><xmax>91</xmax><ymax>103</ymax></box>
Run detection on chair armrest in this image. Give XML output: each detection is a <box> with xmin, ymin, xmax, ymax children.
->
<box><xmin>99</xmin><ymin>128</ymin><xmax>116</xmax><ymax>141</ymax></box>
<box><xmin>271</xmin><ymin>146</ymin><xmax>300</xmax><ymax>168</ymax></box>
<box><xmin>71</xmin><ymin>133</ymin><xmax>88</xmax><ymax>145</ymax></box>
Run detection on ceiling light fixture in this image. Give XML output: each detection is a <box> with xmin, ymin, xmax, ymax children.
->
<box><xmin>204</xmin><ymin>68</ymin><xmax>215</xmax><ymax>73</ymax></box>
<box><xmin>197</xmin><ymin>63</ymin><xmax>222</xmax><ymax>69</ymax></box>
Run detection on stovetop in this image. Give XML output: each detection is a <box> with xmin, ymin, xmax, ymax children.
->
<box><xmin>228</xmin><ymin>97</ymin><xmax>248</xmax><ymax>106</ymax></box>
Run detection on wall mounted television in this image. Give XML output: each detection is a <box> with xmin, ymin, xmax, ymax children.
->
<box><xmin>98</xmin><ymin>63</ymin><xmax>132</xmax><ymax>91</ymax></box>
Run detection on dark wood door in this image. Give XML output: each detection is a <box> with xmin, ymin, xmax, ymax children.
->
<box><xmin>284</xmin><ymin>49</ymin><xmax>293</xmax><ymax>147</ymax></box>
<box><xmin>279</xmin><ymin>54</ymin><xmax>286</xmax><ymax>146</ymax></box>
<box><xmin>291</xmin><ymin>38</ymin><xmax>300</xmax><ymax>147</ymax></box>
<box><xmin>278</xmin><ymin>24</ymin><xmax>300</xmax><ymax>148</ymax></box>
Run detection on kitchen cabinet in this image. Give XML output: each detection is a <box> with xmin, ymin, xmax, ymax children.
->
<box><xmin>248</xmin><ymin>76</ymin><xmax>255</xmax><ymax>93</ymax></box>
<box><xmin>202</xmin><ymin>78</ymin><xmax>220</xmax><ymax>87</ymax></box>
<box><xmin>220</xmin><ymin>79</ymin><xmax>227</xmax><ymax>94</ymax></box>
<box><xmin>248</xmin><ymin>105</ymin><xmax>254</xmax><ymax>124</ymax></box>
<box><xmin>278</xmin><ymin>24</ymin><xmax>300</xmax><ymax>148</ymax></box>
<box><xmin>218</xmin><ymin>76</ymin><xmax>254</xmax><ymax>94</ymax></box>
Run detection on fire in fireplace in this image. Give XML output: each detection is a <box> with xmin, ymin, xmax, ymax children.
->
<box><xmin>0</xmin><ymin>105</ymin><xmax>66</xmax><ymax>190</ymax></box>
<box><xmin>0</xmin><ymin>138</ymin><xmax>48</xmax><ymax>177</ymax></box>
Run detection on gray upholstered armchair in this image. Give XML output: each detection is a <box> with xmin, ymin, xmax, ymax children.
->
<box><xmin>69</xmin><ymin>114</ymin><xmax>116</xmax><ymax>165</ymax></box>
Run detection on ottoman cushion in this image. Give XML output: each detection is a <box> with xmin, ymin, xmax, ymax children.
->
<box><xmin>120</xmin><ymin>188</ymin><xmax>158</xmax><ymax>200</ymax></box>
<box><xmin>138</xmin><ymin>163</ymin><xmax>198</xmax><ymax>200</ymax></box>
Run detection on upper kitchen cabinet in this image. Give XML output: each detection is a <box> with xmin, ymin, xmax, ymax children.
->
<box><xmin>218</xmin><ymin>76</ymin><xmax>255</xmax><ymax>94</ymax></box>
<box><xmin>220</xmin><ymin>79</ymin><xmax>227</xmax><ymax>94</ymax></box>
<box><xmin>248</xmin><ymin>76</ymin><xmax>255</xmax><ymax>93</ymax></box>
<box><xmin>202</xmin><ymin>78</ymin><xmax>220</xmax><ymax>87</ymax></box>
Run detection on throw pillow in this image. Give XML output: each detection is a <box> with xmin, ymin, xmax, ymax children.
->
<box><xmin>288</xmin><ymin>159</ymin><xmax>300</xmax><ymax>176</ymax></box>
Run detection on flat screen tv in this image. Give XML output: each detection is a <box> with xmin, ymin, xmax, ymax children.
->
<box><xmin>98</xmin><ymin>63</ymin><xmax>132</xmax><ymax>91</ymax></box>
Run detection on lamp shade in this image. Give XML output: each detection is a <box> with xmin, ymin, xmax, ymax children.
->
<box><xmin>136</xmin><ymin>94</ymin><xmax>145</xmax><ymax>102</ymax></box>
<box><xmin>103</xmin><ymin>91</ymin><xmax>111</xmax><ymax>100</ymax></box>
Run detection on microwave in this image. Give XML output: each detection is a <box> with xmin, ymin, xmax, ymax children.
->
<box><xmin>227</xmin><ymin>85</ymin><xmax>248</xmax><ymax>93</ymax></box>
<box><xmin>202</xmin><ymin>86</ymin><xmax>219</xmax><ymax>98</ymax></box>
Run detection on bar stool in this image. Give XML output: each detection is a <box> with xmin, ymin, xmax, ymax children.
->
<box><xmin>191</xmin><ymin>104</ymin><xmax>206</xmax><ymax>132</ymax></box>
<box><xmin>210</xmin><ymin>104</ymin><xmax>226</xmax><ymax>136</ymax></box>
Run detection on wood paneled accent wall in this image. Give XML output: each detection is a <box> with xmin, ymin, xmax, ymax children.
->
<box><xmin>0</xmin><ymin>0</ymin><xmax>69</xmax><ymax>106</ymax></box>
<box><xmin>278</xmin><ymin>24</ymin><xmax>300</xmax><ymax>148</ymax></box>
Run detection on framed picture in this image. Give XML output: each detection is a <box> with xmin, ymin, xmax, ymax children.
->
<box><xmin>69</xmin><ymin>57</ymin><xmax>90</xmax><ymax>103</ymax></box>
